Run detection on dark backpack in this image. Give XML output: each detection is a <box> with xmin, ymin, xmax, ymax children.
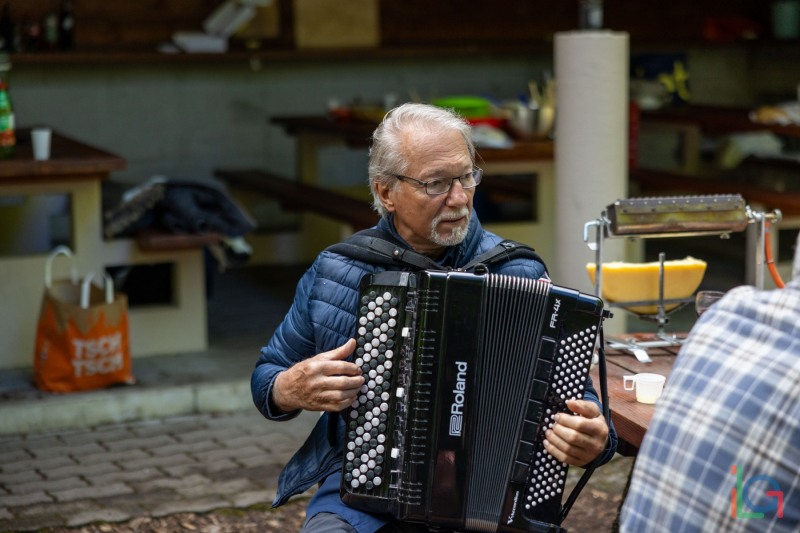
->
<box><xmin>325</xmin><ymin>228</ymin><xmax>547</xmax><ymax>274</ymax></box>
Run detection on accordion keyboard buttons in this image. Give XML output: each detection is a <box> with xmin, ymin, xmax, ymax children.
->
<box><xmin>346</xmin><ymin>290</ymin><xmax>402</xmax><ymax>492</ymax></box>
<box><xmin>525</xmin><ymin>325</ymin><xmax>597</xmax><ymax>512</ymax></box>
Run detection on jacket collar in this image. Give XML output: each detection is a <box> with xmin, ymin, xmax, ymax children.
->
<box><xmin>376</xmin><ymin>212</ymin><xmax>484</xmax><ymax>269</ymax></box>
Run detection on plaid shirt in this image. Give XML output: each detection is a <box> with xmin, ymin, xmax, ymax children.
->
<box><xmin>620</xmin><ymin>274</ymin><xmax>800</xmax><ymax>532</ymax></box>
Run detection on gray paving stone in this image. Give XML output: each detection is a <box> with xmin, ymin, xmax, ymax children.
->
<box><xmin>126</xmin><ymin>414</ymin><xmax>208</xmax><ymax>436</ymax></box>
<box><xmin>12</xmin><ymin>497</ymin><xmax>103</xmax><ymax>532</ymax></box>
<box><xmin>0</xmin><ymin>507</ymin><xmax>12</xmax><ymax>519</ymax></box>
<box><xmin>103</xmin><ymin>434</ymin><xmax>179</xmax><ymax>453</ymax></box>
<box><xmin>133</xmin><ymin>473</ymin><xmax>210</xmax><ymax>492</ymax></box>
<box><xmin>149</xmin><ymin>438</ymin><xmax>219</xmax><ymax>457</ymax></box>
<box><xmin>0</xmin><ymin>469</ymin><xmax>44</xmax><ymax>486</ymax></box>
<box><xmin>0</xmin><ymin>490</ymin><xmax>54</xmax><ymax>507</ymax></box>
<box><xmin>8</xmin><ymin>476</ymin><xmax>87</xmax><ymax>495</ymax></box>
<box><xmin>73</xmin><ymin>447</ymin><xmax>149</xmax><ymax>465</ymax></box>
<box><xmin>149</xmin><ymin>496</ymin><xmax>232</xmax><ymax>518</ymax></box>
<box><xmin>203</xmin><ymin>412</ymin><xmax>254</xmax><ymax>428</ymax></box>
<box><xmin>193</xmin><ymin>444</ymin><xmax>265</xmax><ymax>463</ymax></box>
<box><xmin>33</xmin><ymin>455</ymin><xmax>81</xmax><ymax>471</ymax></box>
<box><xmin>0</xmin><ymin>512</ymin><xmax>63</xmax><ymax>532</ymax></box>
<box><xmin>267</xmin><ymin>433</ymin><xmax>312</xmax><ymax>455</ymax></box>
<box><xmin>236</xmin><ymin>452</ymin><xmax>289</xmax><ymax>469</ymax></box>
<box><xmin>50</xmin><ymin>481</ymin><xmax>133</xmax><ymax>502</ymax></box>
<box><xmin>30</xmin><ymin>441</ymin><xmax>107</xmax><ymax>460</ymax></box>
<box><xmin>161</xmin><ymin>458</ymin><xmax>239</xmax><ymax>478</ymax></box>
<box><xmin>156</xmin><ymin>461</ymin><xmax>207</xmax><ymax>479</ymax></box>
<box><xmin>121</xmin><ymin>452</ymin><xmax>196</xmax><ymax>471</ymax></box>
<box><xmin>16</xmin><ymin>497</ymin><xmax>103</xmax><ymax>516</ymax></box>
<box><xmin>173</xmin><ymin>426</ymin><xmax>241</xmax><ymax>444</ymax></box>
<box><xmin>4</xmin><ymin>455</ymin><xmax>76</xmax><ymax>475</ymax></box>
<box><xmin>229</xmin><ymin>488</ymin><xmax>275</xmax><ymax>508</ymax></box>
<box><xmin>202</xmin><ymin>458</ymin><xmax>245</xmax><ymax>474</ymax></box>
<box><xmin>86</xmin><ymin>466</ymin><xmax>161</xmax><ymax>487</ymax></box>
<box><xmin>116</xmin><ymin>488</ymin><xmax>181</xmax><ymax>514</ymax></box>
<box><xmin>58</xmin><ymin>427</ymin><xmax>137</xmax><ymax>446</ymax></box>
<box><xmin>65</xmin><ymin>507</ymin><xmax>134</xmax><ymax>527</ymax></box>
<box><xmin>0</xmin><ymin>435</ymin><xmax>24</xmax><ymax>448</ymax></box>
<box><xmin>0</xmin><ymin>447</ymin><xmax>33</xmax><ymax>465</ymax></box>
<box><xmin>176</xmin><ymin>478</ymin><xmax>256</xmax><ymax>499</ymax></box>
<box><xmin>209</xmin><ymin>464</ymin><xmax>281</xmax><ymax>487</ymax></box>
<box><xmin>42</xmin><ymin>461</ymin><xmax>119</xmax><ymax>481</ymax></box>
<box><xmin>19</xmin><ymin>435</ymin><xmax>63</xmax><ymax>450</ymax></box>
<box><xmin>219</xmin><ymin>434</ymin><xmax>271</xmax><ymax>450</ymax></box>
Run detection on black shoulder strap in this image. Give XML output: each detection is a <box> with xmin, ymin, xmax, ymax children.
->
<box><xmin>325</xmin><ymin>229</ymin><xmax>445</xmax><ymax>271</ymax></box>
<box><xmin>327</xmin><ymin>229</ymin><xmax>547</xmax><ymax>274</ymax></box>
<box><xmin>461</xmin><ymin>239</ymin><xmax>548</xmax><ymax>274</ymax></box>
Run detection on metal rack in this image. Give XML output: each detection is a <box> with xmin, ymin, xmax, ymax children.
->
<box><xmin>583</xmin><ymin>195</ymin><xmax>781</xmax><ymax>360</ymax></box>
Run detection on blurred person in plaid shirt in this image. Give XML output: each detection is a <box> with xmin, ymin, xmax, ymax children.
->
<box><xmin>620</xmin><ymin>232</ymin><xmax>800</xmax><ymax>533</ymax></box>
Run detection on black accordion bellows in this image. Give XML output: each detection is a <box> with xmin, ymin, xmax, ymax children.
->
<box><xmin>341</xmin><ymin>270</ymin><xmax>607</xmax><ymax>533</ymax></box>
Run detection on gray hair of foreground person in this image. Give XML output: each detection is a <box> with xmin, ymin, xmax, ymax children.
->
<box><xmin>368</xmin><ymin>102</ymin><xmax>476</xmax><ymax>218</ymax></box>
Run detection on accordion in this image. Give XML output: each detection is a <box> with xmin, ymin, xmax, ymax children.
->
<box><xmin>340</xmin><ymin>270</ymin><xmax>607</xmax><ymax>532</ymax></box>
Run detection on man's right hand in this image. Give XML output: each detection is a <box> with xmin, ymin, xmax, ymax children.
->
<box><xmin>271</xmin><ymin>339</ymin><xmax>364</xmax><ymax>413</ymax></box>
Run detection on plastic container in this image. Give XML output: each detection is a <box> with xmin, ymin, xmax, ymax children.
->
<box><xmin>0</xmin><ymin>53</ymin><xmax>14</xmax><ymax>159</ymax></box>
<box><xmin>431</xmin><ymin>96</ymin><xmax>491</xmax><ymax>119</ymax></box>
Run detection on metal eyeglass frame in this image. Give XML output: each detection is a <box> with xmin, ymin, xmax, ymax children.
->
<box><xmin>391</xmin><ymin>168</ymin><xmax>483</xmax><ymax>196</ymax></box>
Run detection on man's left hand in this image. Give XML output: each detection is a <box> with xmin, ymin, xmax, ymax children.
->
<box><xmin>543</xmin><ymin>399</ymin><xmax>608</xmax><ymax>467</ymax></box>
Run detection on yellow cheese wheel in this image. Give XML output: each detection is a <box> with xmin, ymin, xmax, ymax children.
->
<box><xmin>586</xmin><ymin>257</ymin><xmax>707</xmax><ymax>314</ymax></box>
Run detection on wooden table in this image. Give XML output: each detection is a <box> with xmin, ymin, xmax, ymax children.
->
<box><xmin>590</xmin><ymin>333</ymin><xmax>682</xmax><ymax>456</ymax></box>
<box><xmin>0</xmin><ymin>130</ymin><xmax>209</xmax><ymax>370</ymax></box>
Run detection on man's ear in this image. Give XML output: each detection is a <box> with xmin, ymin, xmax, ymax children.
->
<box><xmin>374</xmin><ymin>180</ymin><xmax>396</xmax><ymax>213</ymax></box>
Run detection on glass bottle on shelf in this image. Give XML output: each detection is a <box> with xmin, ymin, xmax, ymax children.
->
<box><xmin>0</xmin><ymin>2</ymin><xmax>15</xmax><ymax>53</ymax></box>
<box><xmin>0</xmin><ymin>53</ymin><xmax>14</xmax><ymax>159</ymax></box>
<box><xmin>58</xmin><ymin>0</ymin><xmax>75</xmax><ymax>51</ymax></box>
<box><xmin>44</xmin><ymin>11</ymin><xmax>59</xmax><ymax>51</ymax></box>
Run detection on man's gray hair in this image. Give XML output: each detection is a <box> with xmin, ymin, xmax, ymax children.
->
<box><xmin>793</xmin><ymin>231</ymin><xmax>800</xmax><ymax>281</ymax></box>
<box><xmin>368</xmin><ymin>102</ymin><xmax>475</xmax><ymax>218</ymax></box>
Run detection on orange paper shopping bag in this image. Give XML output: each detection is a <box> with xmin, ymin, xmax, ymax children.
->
<box><xmin>34</xmin><ymin>246</ymin><xmax>135</xmax><ymax>393</ymax></box>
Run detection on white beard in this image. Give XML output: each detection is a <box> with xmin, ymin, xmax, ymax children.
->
<box><xmin>430</xmin><ymin>207</ymin><xmax>470</xmax><ymax>247</ymax></box>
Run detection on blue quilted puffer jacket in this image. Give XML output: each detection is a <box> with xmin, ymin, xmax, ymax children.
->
<box><xmin>251</xmin><ymin>214</ymin><xmax>616</xmax><ymax>507</ymax></box>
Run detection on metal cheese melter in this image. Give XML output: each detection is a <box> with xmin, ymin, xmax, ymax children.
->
<box><xmin>583</xmin><ymin>194</ymin><xmax>781</xmax><ymax>359</ymax></box>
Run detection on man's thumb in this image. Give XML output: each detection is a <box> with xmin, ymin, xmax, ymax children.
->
<box><xmin>566</xmin><ymin>398</ymin><xmax>600</xmax><ymax>418</ymax></box>
<box><xmin>320</xmin><ymin>338</ymin><xmax>357</xmax><ymax>361</ymax></box>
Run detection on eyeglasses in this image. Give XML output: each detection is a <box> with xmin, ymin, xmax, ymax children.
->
<box><xmin>391</xmin><ymin>168</ymin><xmax>483</xmax><ymax>196</ymax></box>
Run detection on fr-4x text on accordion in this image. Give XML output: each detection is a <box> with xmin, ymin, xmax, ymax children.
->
<box><xmin>340</xmin><ymin>270</ymin><xmax>608</xmax><ymax>533</ymax></box>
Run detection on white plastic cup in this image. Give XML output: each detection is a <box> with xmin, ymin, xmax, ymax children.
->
<box><xmin>31</xmin><ymin>127</ymin><xmax>52</xmax><ymax>161</ymax></box>
<box><xmin>623</xmin><ymin>373</ymin><xmax>666</xmax><ymax>404</ymax></box>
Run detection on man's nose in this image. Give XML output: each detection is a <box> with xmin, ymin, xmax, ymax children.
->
<box><xmin>444</xmin><ymin>179</ymin><xmax>469</xmax><ymax>205</ymax></box>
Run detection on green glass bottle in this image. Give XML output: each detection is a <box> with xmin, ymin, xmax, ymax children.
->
<box><xmin>0</xmin><ymin>53</ymin><xmax>14</xmax><ymax>159</ymax></box>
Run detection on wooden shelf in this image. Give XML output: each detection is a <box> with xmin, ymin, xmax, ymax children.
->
<box><xmin>11</xmin><ymin>38</ymin><xmax>800</xmax><ymax>67</ymax></box>
<box><xmin>642</xmin><ymin>105</ymin><xmax>800</xmax><ymax>138</ymax></box>
<box><xmin>8</xmin><ymin>43</ymin><xmax>550</xmax><ymax>66</ymax></box>
<box><xmin>631</xmin><ymin>168</ymin><xmax>800</xmax><ymax>216</ymax></box>
<box><xmin>8</xmin><ymin>0</ymin><xmax>800</xmax><ymax>68</ymax></box>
